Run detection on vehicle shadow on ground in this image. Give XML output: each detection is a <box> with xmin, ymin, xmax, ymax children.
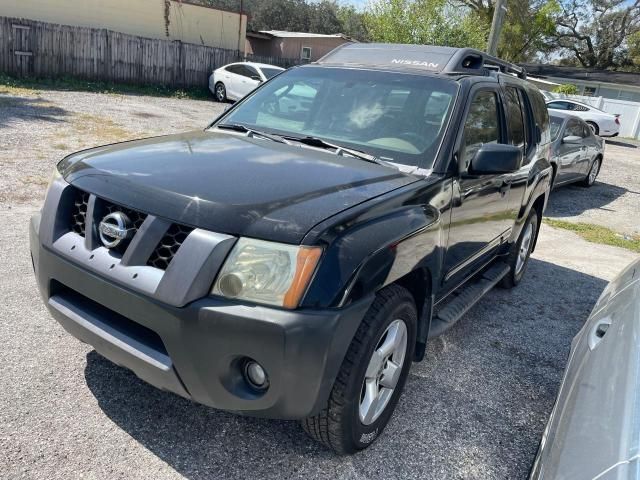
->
<box><xmin>0</xmin><ymin>95</ymin><xmax>69</xmax><ymax>128</ymax></box>
<box><xmin>545</xmin><ymin>180</ymin><xmax>635</xmax><ymax>218</ymax></box>
<box><xmin>84</xmin><ymin>258</ymin><xmax>607</xmax><ymax>480</ymax></box>
<box><xmin>606</xmin><ymin>139</ymin><xmax>638</xmax><ymax>149</ymax></box>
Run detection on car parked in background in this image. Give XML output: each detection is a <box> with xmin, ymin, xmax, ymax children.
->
<box><xmin>546</xmin><ymin>99</ymin><xmax>620</xmax><ymax>137</ymax></box>
<box><xmin>549</xmin><ymin>111</ymin><xmax>604</xmax><ymax>189</ymax></box>
<box><xmin>530</xmin><ymin>258</ymin><xmax>640</xmax><ymax>480</ymax></box>
<box><xmin>209</xmin><ymin>62</ymin><xmax>284</xmax><ymax>102</ymax></box>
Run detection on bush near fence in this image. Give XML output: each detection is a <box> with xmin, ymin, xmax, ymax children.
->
<box><xmin>0</xmin><ymin>16</ymin><xmax>301</xmax><ymax>88</ymax></box>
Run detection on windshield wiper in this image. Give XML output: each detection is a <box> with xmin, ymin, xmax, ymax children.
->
<box><xmin>284</xmin><ymin>135</ymin><xmax>387</xmax><ymax>166</ymax></box>
<box><xmin>216</xmin><ymin>123</ymin><xmax>291</xmax><ymax>145</ymax></box>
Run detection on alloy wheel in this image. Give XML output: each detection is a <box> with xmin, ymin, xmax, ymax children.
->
<box><xmin>588</xmin><ymin>160</ymin><xmax>600</xmax><ymax>185</ymax></box>
<box><xmin>359</xmin><ymin>319</ymin><xmax>408</xmax><ymax>425</ymax></box>
<box><xmin>515</xmin><ymin>221</ymin><xmax>533</xmax><ymax>276</ymax></box>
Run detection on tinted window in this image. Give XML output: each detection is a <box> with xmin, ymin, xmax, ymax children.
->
<box><xmin>505</xmin><ymin>87</ymin><xmax>525</xmax><ymax>148</ymax></box>
<box><xmin>581</xmin><ymin>123</ymin><xmax>591</xmax><ymax>138</ymax></box>
<box><xmin>460</xmin><ymin>91</ymin><xmax>500</xmax><ymax>169</ymax></box>
<box><xmin>227</xmin><ymin>64</ymin><xmax>257</xmax><ymax>78</ymax></box>
<box><xmin>226</xmin><ymin>65</ymin><xmax>242</xmax><ymax>75</ymax></box>
<box><xmin>530</xmin><ymin>89</ymin><xmax>550</xmax><ymax>144</ymax></box>
<box><xmin>550</xmin><ymin>116</ymin><xmax>563</xmax><ymax>139</ymax></box>
<box><xmin>260</xmin><ymin>67</ymin><xmax>282</xmax><ymax>79</ymax></box>
<box><xmin>547</xmin><ymin>101</ymin><xmax>570</xmax><ymax>110</ymax></box>
<box><xmin>566</xmin><ymin>120</ymin><xmax>583</xmax><ymax>137</ymax></box>
<box><xmin>220</xmin><ymin>66</ymin><xmax>458</xmax><ymax>167</ymax></box>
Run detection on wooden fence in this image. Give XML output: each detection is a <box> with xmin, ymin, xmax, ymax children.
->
<box><xmin>0</xmin><ymin>16</ymin><xmax>301</xmax><ymax>88</ymax></box>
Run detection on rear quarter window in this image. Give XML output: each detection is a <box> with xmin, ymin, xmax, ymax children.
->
<box><xmin>529</xmin><ymin>89</ymin><xmax>550</xmax><ymax>145</ymax></box>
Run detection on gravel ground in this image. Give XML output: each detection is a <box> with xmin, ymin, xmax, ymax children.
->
<box><xmin>1</xmin><ymin>88</ymin><xmax>639</xmax><ymax>480</ymax></box>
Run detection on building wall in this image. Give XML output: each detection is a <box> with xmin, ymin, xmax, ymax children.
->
<box><xmin>0</xmin><ymin>0</ymin><xmax>247</xmax><ymax>50</ymax></box>
<box><xmin>246</xmin><ymin>36</ymin><xmax>350</xmax><ymax>61</ymax></box>
<box><xmin>277</xmin><ymin>37</ymin><xmax>350</xmax><ymax>61</ymax></box>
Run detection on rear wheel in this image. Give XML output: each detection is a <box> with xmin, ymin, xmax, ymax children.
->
<box><xmin>500</xmin><ymin>209</ymin><xmax>538</xmax><ymax>289</ymax></box>
<box><xmin>214</xmin><ymin>82</ymin><xmax>227</xmax><ymax>102</ymax></box>
<box><xmin>302</xmin><ymin>284</ymin><xmax>417</xmax><ymax>454</ymax></box>
<box><xmin>582</xmin><ymin>158</ymin><xmax>601</xmax><ymax>187</ymax></box>
<box><xmin>587</xmin><ymin>121</ymin><xmax>599</xmax><ymax>136</ymax></box>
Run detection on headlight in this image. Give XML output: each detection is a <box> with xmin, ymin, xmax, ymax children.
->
<box><xmin>212</xmin><ymin>238</ymin><xmax>322</xmax><ymax>309</ymax></box>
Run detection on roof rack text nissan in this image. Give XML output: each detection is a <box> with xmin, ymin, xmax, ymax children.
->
<box><xmin>30</xmin><ymin>44</ymin><xmax>552</xmax><ymax>454</ymax></box>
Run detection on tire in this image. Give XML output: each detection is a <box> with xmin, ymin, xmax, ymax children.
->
<box><xmin>301</xmin><ymin>284</ymin><xmax>417</xmax><ymax>454</ymax></box>
<box><xmin>581</xmin><ymin>158</ymin><xmax>601</xmax><ymax>187</ymax></box>
<box><xmin>499</xmin><ymin>209</ymin><xmax>538</xmax><ymax>289</ymax></box>
<box><xmin>214</xmin><ymin>82</ymin><xmax>227</xmax><ymax>102</ymax></box>
<box><xmin>587</xmin><ymin>121</ymin><xmax>599</xmax><ymax>136</ymax></box>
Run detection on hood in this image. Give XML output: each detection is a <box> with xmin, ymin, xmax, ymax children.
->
<box><xmin>60</xmin><ymin>131</ymin><xmax>420</xmax><ymax>244</ymax></box>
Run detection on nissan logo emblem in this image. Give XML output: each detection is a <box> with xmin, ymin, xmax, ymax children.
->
<box><xmin>98</xmin><ymin>212</ymin><xmax>132</xmax><ymax>248</ymax></box>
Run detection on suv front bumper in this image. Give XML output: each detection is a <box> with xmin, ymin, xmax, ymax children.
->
<box><xmin>30</xmin><ymin>212</ymin><xmax>372</xmax><ymax>419</ymax></box>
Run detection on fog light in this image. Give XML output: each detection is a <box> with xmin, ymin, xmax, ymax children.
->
<box><xmin>244</xmin><ymin>360</ymin><xmax>268</xmax><ymax>389</ymax></box>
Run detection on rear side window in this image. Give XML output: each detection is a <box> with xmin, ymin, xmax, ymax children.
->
<box><xmin>529</xmin><ymin>89</ymin><xmax>550</xmax><ymax>145</ymax></box>
<box><xmin>547</xmin><ymin>101</ymin><xmax>569</xmax><ymax>110</ymax></box>
<box><xmin>460</xmin><ymin>91</ymin><xmax>500</xmax><ymax>169</ymax></box>
<box><xmin>505</xmin><ymin>87</ymin><xmax>525</xmax><ymax>148</ymax></box>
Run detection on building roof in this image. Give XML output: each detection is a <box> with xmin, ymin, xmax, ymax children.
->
<box><xmin>250</xmin><ymin>30</ymin><xmax>353</xmax><ymax>40</ymax></box>
<box><xmin>521</xmin><ymin>63</ymin><xmax>640</xmax><ymax>88</ymax></box>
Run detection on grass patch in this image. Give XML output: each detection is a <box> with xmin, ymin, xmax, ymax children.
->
<box><xmin>53</xmin><ymin>143</ymin><xmax>69</xmax><ymax>150</ymax></box>
<box><xmin>0</xmin><ymin>73</ymin><xmax>211</xmax><ymax>100</ymax></box>
<box><xmin>544</xmin><ymin>218</ymin><xmax>640</xmax><ymax>253</ymax></box>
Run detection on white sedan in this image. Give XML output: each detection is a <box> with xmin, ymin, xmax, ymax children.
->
<box><xmin>546</xmin><ymin>99</ymin><xmax>621</xmax><ymax>137</ymax></box>
<box><xmin>209</xmin><ymin>62</ymin><xmax>284</xmax><ymax>102</ymax></box>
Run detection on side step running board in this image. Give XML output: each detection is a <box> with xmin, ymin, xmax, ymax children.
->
<box><xmin>429</xmin><ymin>262</ymin><xmax>510</xmax><ymax>338</ymax></box>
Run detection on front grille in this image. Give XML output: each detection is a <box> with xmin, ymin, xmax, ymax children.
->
<box><xmin>104</xmin><ymin>202</ymin><xmax>147</xmax><ymax>230</ymax></box>
<box><xmin>69</xmin><ymin>187</ymin><xmax>194</xmax><ymax>270</ymax></box>
<box><xmin>147</xmin><ymin>224</ymin><xmax>194</xmax><ymax>270</ymax></box>
<box><xmin>71</xmin><ymin>190</ymin><xmax>89</xmax><ymax>236</ymax></box>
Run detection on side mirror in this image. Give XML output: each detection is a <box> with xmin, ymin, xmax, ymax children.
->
<box><xmin>468</xmin><ymin>143</ymin><xmax>522</xmax><ymax>174</ymax></box>
<box><xmin>250</xmin><ymin>75</ymin><xmax>262</xmax><ymax>82</ymax></box>
<box><xmin>562</xmin><ymin>135</ymin><xmax>582</xmax><ymax>144</ymax></box>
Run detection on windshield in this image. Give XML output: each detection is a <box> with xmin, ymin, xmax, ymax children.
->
<box><xmin>550</xmin><ymin>115</ymin><xmax>564</xmax><ymax>140</ymax></box>
<box><xmin>260</xmin><ymin>67</ymin><xmax>283</xmax><ymax>79</ymax></box>
<box><xmin>216</xmin><ymin>66</ymin><xmax>458</xmax><ymax>168</ymax></box>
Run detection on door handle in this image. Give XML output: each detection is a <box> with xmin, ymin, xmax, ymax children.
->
<box><xmin>499</xmin><ymin>181</ymin><xmax>511</xmax><ymax>196</ymax></box>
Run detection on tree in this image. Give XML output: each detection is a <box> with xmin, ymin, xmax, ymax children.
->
<box><xmin>364</xmin><ymin>0</ymin><xmax>486</xmax><ymax>49</ymax></box>
<box><xmin>450</xmin><ymin>0</ymin><xmax>559</xmax><ymax>61</ymax></box>
<box><xmin>308</xmin><ymin>1</ymin><xmax>343</xmax><ymax>34</ymax></box>
<box><xmin>553</xmin><ymin>83</ymin><xmax>579</xmax><ymax>94</ymax></box>
<box><xmin>337</xmin><ymin>5</ymin><xmax>370</xmax><ymax>41</ymax></box>
<box><xmin>549</xmin><ymin>0</ymin><xmax>640</xmax><ymax>69</ymax></box>
<box><xmin>251</xmin><ymin>0</ymin><xmax>311</xmax><ymax>31</ymax></box>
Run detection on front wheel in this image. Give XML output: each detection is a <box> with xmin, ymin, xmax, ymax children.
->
<box><xmin>302</xmin><ymin>284</ymin><xmax>417</xmax><ymax>454</ymax></box>
<box><xmin>587</xmin><ymin>121</ymin><xmax>599</xmax><ymax>136</ymax></box>
<box><xmin>500</xmin><ymin>209</ymin><xmax>538</xmax><ymax>289</ymax></box>
<box><xmin>582</xmin><ymin>158</ymin><xmax>601</xmax><ymax>187</ymax></box>
<box><xmin>214</xmin><ymin>82</ymin><xmax>227</xmax><ymax>102</ymax></box>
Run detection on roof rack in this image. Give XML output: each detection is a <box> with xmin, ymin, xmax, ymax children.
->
<box><xmin>317</xmin><ymin>44</ymin><xmax>527</xmax><ymax>80</ymax></box>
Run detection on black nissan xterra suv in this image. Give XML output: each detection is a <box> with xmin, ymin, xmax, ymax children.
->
<box><xmin>30</xmin><ymin>44</ymin><xmax>551</xmax><ymax>454</ymax></box>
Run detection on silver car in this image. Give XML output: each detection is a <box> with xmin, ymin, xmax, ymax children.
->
<box><xmin>530</xmin><ymin>258</ymin><xmax>640</xmax><ymax>479</ymax></box>
<box><xmin>549</xmin><ymin>111</ymin><xmax>605</xmax><ymax>189</ymax></box>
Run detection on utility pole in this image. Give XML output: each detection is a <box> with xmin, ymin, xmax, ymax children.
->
<box><xmin>487</xmin><ymin>0</ymin><xmax>507</xmax><ymax>56</ymax></box>
<box><xmin>238</xmin><ymin>0</ymin><xmax>244</xmax><ymax>56</ymax></box>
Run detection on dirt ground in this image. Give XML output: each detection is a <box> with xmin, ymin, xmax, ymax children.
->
<box><xmin>1</xmin><ymin>87</ymin><xmax>638</xmax><ymax>479</ymax></box>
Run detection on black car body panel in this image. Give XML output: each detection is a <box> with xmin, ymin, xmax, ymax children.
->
<box><xmin>31</xmin><ymin>44</ymin><xmax>552</xmax><ymax>421</ymax></box>
<box><xmin>60</xmin><ymin>131</ymin><xmax>418</xmax><ymax>244</ymax></box>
